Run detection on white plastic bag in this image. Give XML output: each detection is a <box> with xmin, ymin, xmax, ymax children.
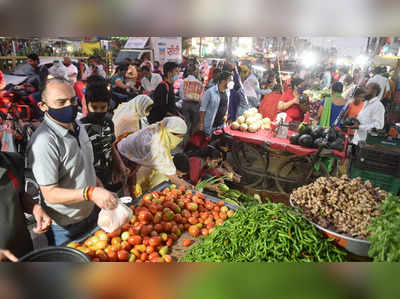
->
<box><xmin>97</xmin><ymin>200</ymin><xmax>133</xmax><ymax>233</ymax></box>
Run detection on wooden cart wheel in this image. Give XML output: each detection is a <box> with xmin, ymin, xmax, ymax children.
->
<box><xmin>230</xmin><ymin>141</ymin><xmax>269</xmax><ymax>188</ymax></box>
<box><xmin>274</xmin><ymin>156</ymin><xmax>330</xmax><ymax>195</ymax></box>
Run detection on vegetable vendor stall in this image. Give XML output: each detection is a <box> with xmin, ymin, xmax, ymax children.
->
<box><xmin>224</xmin><ymin>119</ymin><xmax>348</xmax><ymax>195</ymax></box>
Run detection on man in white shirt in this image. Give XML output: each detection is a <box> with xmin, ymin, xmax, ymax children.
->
<box><xmin>367</xmin><ymin>67</ymin><xmax>390</xmax><ymax>101</ymax></box>
<box><xmin>63</xmin><ymin>57</ymin><xmax>78</xmax><ymax>84</ymax></box>
<box><xmin>242</xmin><ymin>69</ymin><xmax>261</xmax><ymax>108</ymax></box>
<box><xmin>351</xmin><ymin>83</ymin><xmax>385</xmax><ymax>145</ymax></box>
<box><xmin>87</xmin><ymin>56</ymin><xmax>106</xmax><ymax>79</ymax></box>
<box><xmin>141</xmin><ymin>65</ymin><xmax>162</xmax><ymax>92</ymax></box>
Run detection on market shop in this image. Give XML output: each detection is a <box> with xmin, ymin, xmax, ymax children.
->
<box><xmin>1</xmin><ymin>36</ymin><xmax>400</xmax><ymax>263</ymax></box>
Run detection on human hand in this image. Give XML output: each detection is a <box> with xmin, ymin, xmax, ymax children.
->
<box><xmin>32</xmin><ymin>204</ymin><xmax>51</xmax><ymax>234</ymax></box>
<box><xmin>0</xmin><ymin>249</ymin><xmax>18</xmax><ymax>262</ymax></box>
<box><xmin>91</xmin><ymin>187</ymin><xmax>118</xmax><ymax>210</ymax></box>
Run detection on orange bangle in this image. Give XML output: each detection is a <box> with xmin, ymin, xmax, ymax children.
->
<box><xmin>88</xmin><ymin>186</ymin><xmax>95</xmax><ymax>202</ymax></box>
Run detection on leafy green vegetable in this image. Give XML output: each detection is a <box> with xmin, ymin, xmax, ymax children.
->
<box><xmin>367</xmin><ymin>195</ymin><xmax>400</xmax><ymax>262</ymax></box>
<box><xmin>182</xmin><ymin>202</ymin><xmax>347</xmax><ymax>262</ymax></box>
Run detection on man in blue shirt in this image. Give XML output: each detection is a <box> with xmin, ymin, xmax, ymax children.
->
<box><xmin>199</xmin><ymin>71</ymin><xmax>233</xmax><ymax>136</ymax></box>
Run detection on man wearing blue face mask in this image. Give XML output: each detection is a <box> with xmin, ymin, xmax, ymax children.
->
<box><xmin>147</xmin><ymin>61</ymin><xmax>182</xmax><ymax>124</ymax></box>
<box><xmin>27</xmin><ymin>79</ymin><xmax>118</xmax><ymax>246</ymax></box>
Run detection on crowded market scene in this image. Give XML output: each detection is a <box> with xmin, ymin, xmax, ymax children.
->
<box><xmin>1</xmin><ymin>36</ymin><xmax>400</xmax><ymax>263</ymax></box>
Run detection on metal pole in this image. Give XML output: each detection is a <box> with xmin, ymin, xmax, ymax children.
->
<box><xmin>199</xmin><ymin>37</ymin><xmax>202</xmax><ymax>58</ymax></box>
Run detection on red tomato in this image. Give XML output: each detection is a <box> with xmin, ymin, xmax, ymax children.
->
<box><xmin>199</xmin><ymin>206</ymin><xmax>207</xmax><ymax>213</ymax></box>
<box><xmin>120</xmin><ymin>241</ymin><xmax>132</xmax><ymax>251</ymax></box>
<box><xmin>153</xmin><ymin>212</ymin><xmax>162</xmax><ymax>224</ymax></box>
<box><xmin>107</xmin><ymin>229</ymin><xmax>121</xmax><ymax>238</ymax></box>
<box><xmin>178</xmin><ymin>186</ymin><xmax>186</xmax><ymax>192</ymax></box>
<box><xmin>219</xmin><ymin>212</ymin><xmax>227</xmax><ymax>220</ymax></box>
<box><xmin>184</xmin><ymin>223</ymin><xmax>190</xmax><ymax>230</ymax></box>
<box><xmin>148</xmin><ymin>204</ymin><xmax>158</xmax><ymax>215</ymax></box>
<box><xmin>149</xmin><ymin>252</ymin><xmax>160</xmax><ymax>260</ymax></box>
<box><xmin>174</xmin><ymin>214</ymin><xmax>183</xmax><ymax>223</ymax></box>
<box><xmin>138</xmin><ymin>210</ymin><xmax>153</xmax><ymax>224</ymax></box>
<box><xmin>181</xmin><ymin>217</ymin><xmax>188</xmax><ymax>224</ymax></box>
<box><xmin>146</xmin><ymin>246</ymin><xmax>155</xmax><ymax>254</ymax></box>
<box><xmin>188</xmin><ymin>225</ymin><xmax>200</xmax><ymax>237</ymax></box>
<box><xmin>216</xmin><ymin>219</ymin><xmax>224</xmax><ymax>226</ymax></box>
<box><xmin>121</xmin><ymin>223</ymin><xmax>131</xmax><ymax>232</ymax></box>
<box><xmin>166</xmin><ymin>238</ymin><xmax>173</xmax><ymax>247</ymax></box>
<box><xmin>143</xmin><ymin>237</ymin><xmax>150</xmax><ymax>246</ymax></box>
<box><xmin>154</xmin><ymin>223</ymin><xmax>163</xmax><ymax>233</ymax></box>
<box><xmin>128</xmin><ymin>235</ymin><xmax>142</xmax><ymax>246</ymax></box>
<box><xmin>192</xmin><ymin>212</ymin><xmax>200</xmax><ymax>218</ymax></box>
<box><xmin>111</xmin><ymin>237</ymin><xmax>121</xmax><ymax>246</ymax></box>
<box><xmin>164</xmin><ymin>255</ymin><xmax>173</xmax><ymax>263</ymax></box>
<box><xmin>195</xmin><ymin>192</ymin><xmax>205</xmax><ymax>199</ymax></box>
<box><xmin>141</xmin><ymin>225</ymin><xmax>153</xmax><ymax>237</ymax></box>
<box><xmin>182</xmin><ymin>239</ymin><xmax>192</xmax><ymax>247</ymax></box>
<box><xmin>107</xmin><ymin>250</ymin><xmax>118</xmax><ymax>262</ymax></box>
<box><xmin>149</xmin><ymin>236</ymin><xmax>162</xmax><ymax>247</ymax></box>
<box><xmin>170</xmin><ymin>233</ymin><xmax>178</xmax><ymax>241</ymax></box>
<box><xmin>182</xmin><ymin>210</ymin><xmax>191</xmax><ymax>219</ymax></box>
<box><xmin>217</xmin><ymin>201</ymin><xmax>225</xmax><ymax>207</ymax></box>
<box><xmin>206</xmin><ymin>222</ymin><xmax>215</xmax><ymax>230</ymax></box>
<box><xmin>163</xmin><ymin>222</ymin><xmax>172</xmax><ymax>232</ymax></box>
<box><xmin>96</xmin><ymin>250</ymin><xmax>108</xmax><ymax>262</ymax></box>
<box><xmin>188</xmin><ymin>217</ymin><xmax>198</xmax><ymax>225</ymax></box>
<box><xmin>201</xmin><ymin>228</ymin><xmax>209</xmax><ymax>237</ymax></box>
<box><xmin>117</xmin><ymin>250</ymin><xmax>130</xmax><ymax>262</ymax></box>
<box><xmin>140</xmin><ymin>253</ymin><xmax>148</xmax><ymax>262</ymax></box>
<box><xmin>131</xmin><ymin>248</ymin><xmax>141</xmax><ymax>258</ymax></box>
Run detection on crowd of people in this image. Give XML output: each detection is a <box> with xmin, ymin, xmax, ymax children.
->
<box><xmin>0</xmin><ymin>52</ymin><xmax>397</xmax><ymax>261</ymax></box>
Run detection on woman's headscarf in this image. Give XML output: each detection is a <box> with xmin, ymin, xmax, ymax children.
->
<box><xmin>159</xmin><ymin>116</ymin><xmax>187</xmax><ymax>152</ymax></box>
<box><xmin>112</xmin><ymin>94</ymin><xmax>153</xmax><ymax>138</ymax></box>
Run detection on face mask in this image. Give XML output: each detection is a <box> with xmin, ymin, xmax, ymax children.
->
<box><xmin>47</xmin><ymin>104</ymin><xmax>78</xmax><ymax>123</ymax></box>
<box><xmin>172</xmin><ymin>74</ymin><xmax>179</xmax><ymax>82</ymax></box>
<box><xmin>87</xmin><ymin>112</ymin><xmax>107</xmax><ymax>124</ymax></box>
<box><xmin>227</xmin><ymin>81</ymin><xmax>235</xmax><ymax>90</ymax></box>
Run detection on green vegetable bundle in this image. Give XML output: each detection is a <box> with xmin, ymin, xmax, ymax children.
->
<box><xmin>182</xmin><ymin>202</ymin><xmax>347</xmax><ymax>262</ymax></box>
<box><xmin>218</xmin><ymin>187</ymin><xmax>262</xmax><ymax>207</ymax></box>
<box><xmin>368</xmin><ymin>195</ymin><xmax>400</xmax><ymax>262</ymax></box>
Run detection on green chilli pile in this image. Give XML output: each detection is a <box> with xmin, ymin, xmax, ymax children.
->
<box><xmin>182</xmin><ymin>202</ymin><xmax>347</xmax><ymax>262</ymax></box>
<box><xmin>368</xmin><ymin>195</ymin><xmax>400</xmax><ymax>262</ymax></box>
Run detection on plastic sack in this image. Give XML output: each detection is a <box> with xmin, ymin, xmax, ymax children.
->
<box><xmin>97</xmin><ymin>201</ymin><xmax>133</xmax><ymax>233</ymax></box>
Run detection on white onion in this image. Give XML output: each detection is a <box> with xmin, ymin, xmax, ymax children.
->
<box><xmin>240</xmin><ymin>123</ymin><xmax>248</xmax><ymax>131</ymax></box>
<box><xmin>237</xmin><ymin>116</ymin><xmax>245</xmax><ymax>124</ymax></box>
<box><xmin>231</xmin><ymin>121</ymin><xmax>240</xmax><ymax>130</ymax></box>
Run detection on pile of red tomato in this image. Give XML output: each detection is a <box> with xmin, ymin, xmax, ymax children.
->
<box><xmin>67</xmin><ymin>185</ymin><xmax>235</xmax><ymax>262</ymax></box>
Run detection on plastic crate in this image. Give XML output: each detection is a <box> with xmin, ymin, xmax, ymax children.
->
<box><xmin>355</xmin><ymin>143</ymin><xmax>400</xmax><ymax>177</ymax></box>
<box><xmin>350</xmin><ymin>166</ymin><xmax>400</xmax><ymax>195</ymax></box>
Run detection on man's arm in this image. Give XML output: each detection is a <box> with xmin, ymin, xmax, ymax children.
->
<box><xmin>40</xmin><ymin>184</ymin><xmax>117</xmax><ymax>210</ymax></box>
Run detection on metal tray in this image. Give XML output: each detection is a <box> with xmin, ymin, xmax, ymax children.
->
<box><xmin>65</xmin><ymin>183</ymin><xmax>238</xmax><ymax>246</ymax></box>
<box><xmin>289</xmin><ymin>199</ymin><xmax>370</xmax><ymax>257</ymax></box>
